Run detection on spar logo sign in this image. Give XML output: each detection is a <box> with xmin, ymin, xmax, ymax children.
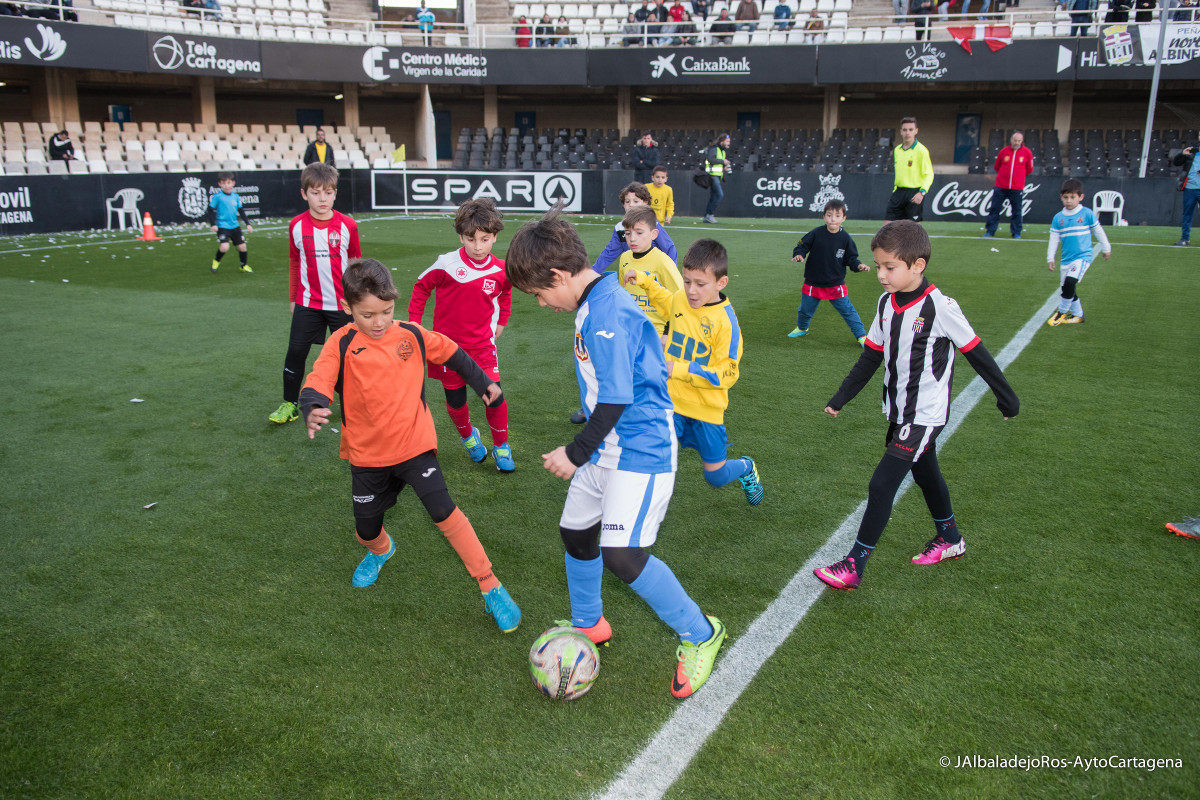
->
<box><xmin>372</xmin><ymin>171</ymin><xmax>582</xmax><ymax>212</ymax></box>
<box><xmin>932</xmin><ymin>181</ymin><xmax>1040</xmax><ymax>218</ymax></box>
<box><xmin>151</xmin><ymin>35</ymin><xmax>261</xmax><ymax>75</ymax></box>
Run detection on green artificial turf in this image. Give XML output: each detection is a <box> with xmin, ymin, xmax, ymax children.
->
<box><xmin>0</xmin><ymin>213</ymin><xmax>1196</xmax><ymax>799</ymax></box>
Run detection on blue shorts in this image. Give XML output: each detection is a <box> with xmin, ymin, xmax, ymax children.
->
<box><xmin>674</xmin><ymin>414</ymin><xmax>728</xmax><ymax>464</ymax></box>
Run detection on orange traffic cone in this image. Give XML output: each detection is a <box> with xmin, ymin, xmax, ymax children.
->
<box><xmin>137</xmin><ymin>211</ymin><xmax>161</xmax><ymax>241</ymax></box>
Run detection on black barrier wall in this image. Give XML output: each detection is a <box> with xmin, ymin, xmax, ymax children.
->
<box><xmin>0</xmin><ymin>169</ymin><xmax>1183</xmax><ymax>236</ymax></box>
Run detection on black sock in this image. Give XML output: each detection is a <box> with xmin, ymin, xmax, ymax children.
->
<box><xmin>214</xmin><ymin>249</ymin><xmax>226</xmax><ymax>262</ymax></box>
<box><xmin>934</xmin><ymin>515</ymin><xmax>961</xmax><ymax>544</ymax></box>
<box><xmin>239</xmin><ymin>250</ymin><xmax>248</xmax><ymax>266</ymax></box>
<box><xmin>848</xmin><ymin>540</ymin><xmax>875</xmax><ymax>575</ymax></box>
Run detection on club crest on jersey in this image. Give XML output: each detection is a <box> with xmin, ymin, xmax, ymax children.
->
<box><xmin>396</xmin><ymin>340</ymin><xmax>414</xmax><ymax>360</ymax></box>
<box><xmin>482</xmin><ymin>278</ymin><xmax>496</xmax><ymax>294</ymax></box>
<box><xmin>328</xmin><ymin>231</ymin><xmax>341</xmax><ymax>249</ymax></box>
<box><xmin>456</xmin><ymin>266</ymin><xmax>468</xmax><ymax>280</ymax></box>
<box><xmin>912</xmin><ymin>315</ymin><xmax>926</xmax><ymax>333</ymax></box>
<box><xmin>574</xmin><ymin>332</ymin><xmax>590</xmax><ymax>362</ymax></box>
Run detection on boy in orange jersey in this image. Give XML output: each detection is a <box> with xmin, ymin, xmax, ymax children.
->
<box><xmin>299</xmin><ymin>258</ymin><xmax>521</xmax><ymax>633</ymax></box>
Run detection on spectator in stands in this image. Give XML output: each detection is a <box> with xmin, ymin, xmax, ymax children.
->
<box><xmin>1172</xmin><ymin>0</ymin><xmax>1197</xmax><ymax>19</ymax></box>
<box><xmin>1104</xmin><ymin>0</ymin><xmax>1130</xmax><ymax>18</ymax></box>
<box><xmin>910</xmin><ymin>0</ymin><xmax>934</xmax><ymax>38</ymax></box>
<box><xmin>804</xmin><ymin>7</ymin><xmax>826</xmax><ymax>40</ymax></box>
<box><xmin>204</xmin><ymin>0</ymin><xmax>222</xmax><ymax>20</ymax></box>
<box><xmin>536</xmin><ymin>12</ymin><xmax>555</xmax><ymax>46</ymax></box>
<box><xmin>400</xmin><ymin>12</ymin><xmax>417</xmax><ymax>26</ymax></box>
<box><xmin>633</xmin><ymin>132</ymin><xmax>660</xmax><ymax>183</ymax></box>
<box><xmin>555</xmin><ymin>14</ymin><xmax>575</xmax><ymax>44</ymax></box>
<box><xmin>622</xmin><ymin>11</ymin><xmax>643</xmax><ymax>44</ymax></box>
<box><xmin>711</xmin><ymin>7</ymin><xmax>736</xmax><ymax>40</ymax></box>
<box><xmin>677</xmin><ymin>9</ymin><xmax>698</xmax><ymax>42</ymax></box>
<box><xmin>692</xmin><ymin>0</ymin><xmax>710</xmax><ymax>19</ymax></box>
<box><xmin>773</xmin><ymin>0</ymin><xmax>793</xmax><ymax>28</ymax></box>
<box><xmin>670</xmin><ymin>0</ymin><xmax>687</xmax><ymax>23</ymax></box>
<box><xmin>735</xmin><ymin>0</ymin><xmax>760</xmax><ymax>30</ymax></box>
<box><xmin>1172</xmin><ymin>144</ymin><xmax>1198</xmax><ymax>246</ymax></box>
<box><xmin>47</xmin><ymin>130</ymin><xmax>74</xmax><ymax>161</ymax></box>
<box><xmin>180</xmin><ymin>0</ymin><xmax>203</xmax><ymax>17</ymax></box>
<box><xmin>0</xmin><ymin>2</ymin><xmax>20</xmax><ymax>14</ymax></box>
<box><xmin>1134</xmin><ymin>0</ymin><xmax>1155</xmax><ymax>21</ymax></box>
<box><xmin>28</xmin><ymin>0</ymin><xmax>77</xmax><ymax>19</ymax></box>
<box><xmin>984</xmin><ymin>130</ymin><xmax>1034</xmax><ymax>240</ymax></box>
<box><xmin>417</xmin><ymin>2</ymin><xmax>435</xmax><ymax>44</ymax></box>
<box><xmin>937</xmin><ymin>0</ymin><xmax>955</xmax><ymax>22</ymax></box>
<box><xmin>649</xmin><ymin>0</ymin><xmax>671</xmax><ymax>39</ymax></box>
<box><xmin>893</xmin><ymin>0</ymin><xmax>906</xmax><ymax>23</ymax></box>
<box><xmin>634</xmin><ymin>0</ymin><xmax>653</xmax><ymax>30</ymax></box>
<box><xmin>303</xmin><ymin>128</ymin><xmax>336</xmax><ymax>166</ymax></box>
<box><xmin>702</xmin><ymin>133</ymin><xmax>731</xmax><ymax>224</ymax></box>
<box><xmin>516</xmin><ymin>15</ymin><xmax>532</xmax><ymax>46</ymax></box>
<box><xmin>1064</xmin><ymin>0</ymin><xmax>1093</xmax><ymax>35</ymax></box>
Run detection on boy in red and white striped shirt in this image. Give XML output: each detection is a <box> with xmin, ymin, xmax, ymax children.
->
<box><xmin>269</xmin><ymin>162</ymin><xmax>362</xmax><ymax>425</ymax></box>
<box><xmin>408</xmin><ymin>198</ymin><xmax>516</xmax><ymax>472</ymax></box>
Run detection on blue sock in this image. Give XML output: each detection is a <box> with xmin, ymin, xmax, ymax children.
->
<box><xmin>1070</xmin><ymin>297</ymin><xmax>1083</xmax><ymax>317</ymax></box>
<box><xmin>629</xmin><ymin>555</ymin><xmax>713</xmax><ymax>644</ymax></box>
<box><xmin>1058</xmin><ymin>298</ymin><xmax>1071</xmax><ymax>314</ymax></box>
<box><xmin>564</xmin><ymin>552</ymin><xmax>603</xmax><ymax>628</ymax></box>
<box><xmin>935</xmin><ymin>514</ymin><xmax>961</xmax><ymax>544</ymax></box>
<box><xmin>703</xmin><ymin>458</ymin><xmax>751</xmax><ymax>488</ymax></box>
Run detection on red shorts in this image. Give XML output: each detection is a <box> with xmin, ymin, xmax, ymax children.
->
<box><xmin>428</xmin><ymin>346</ymin><xmax>499</xmax><ymax>390</ymax></box>
<box><xmin>802</xmin><ymin>283</ymin><xmax>849</xmax><ymax>300</ymax></box>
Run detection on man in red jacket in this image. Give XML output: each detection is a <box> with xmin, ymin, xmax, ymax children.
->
<box><xmin>984</xmin><ymin>130</ymin><xmax>1035</xmax><ymax>239</ymax></box>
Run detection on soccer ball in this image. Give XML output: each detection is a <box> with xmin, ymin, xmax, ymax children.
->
<box><xmin>528</xmin><ymin>627</ymin><xmax>600</xmax><ymax>700</ymax></box>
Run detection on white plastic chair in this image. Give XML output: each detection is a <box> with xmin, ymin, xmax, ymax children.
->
<box><xmin>1092</xmin><ymin>191</ymin><xmax>1124</xmax><ymax>226</ymax></box>
<box><xmin>106</xmin><ymin>188</ymin><xmax>144</xmax><ymax>230</ymax></box>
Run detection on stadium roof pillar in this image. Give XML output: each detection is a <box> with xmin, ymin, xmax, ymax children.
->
<box><xmin>31</xmin><ymin>68</ymin><xmax>79</xmax><ymax>131</ymax></box>
<box><xmin>342</xmin><ymin>83</ymin><xmax>360</xmax><ymax>132</ymax></box>
<box><xmin>823</xmin><ymin>84</ymin><xmax>839</xmax><ymax>137</ymax></box>
<box><xmin>617</xmin><ymin>86</ymin><xmax>631</xmax><ymax>138</ymax></box>
<box><xmin>416</xmin><ymin>84</ymin><xmax>437</xmax><ymax>168</ymax></box>
<box><xmin>484</xmin><ymin>86</ymin><xmax>498</xmax><ymax>134</ymax></box>
<box><xmin>1054</xmin><ymin>81</ymin><xmax>1074</xmax><ymax>138</ymax></box>
<box><xmin>193</xmin><ymin>77</ymin><xmax>217</xmax><ymax>131</ymax></box>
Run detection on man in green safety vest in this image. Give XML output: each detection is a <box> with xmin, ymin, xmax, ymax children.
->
<box><xmin>703</xmin><ymin>133</ymin><xmax>731</xmax><ymax>224</ymax></box>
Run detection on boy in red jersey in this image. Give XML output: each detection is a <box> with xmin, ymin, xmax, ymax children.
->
<box><xmin>300</xmin><ymin>258</ymin><xmax>521</xmax><ymax>632</ymax></box>
<box><xmin>408</xmin><ymin>198</ymin><xmax>516</xmax><ymax>472</ymax></box>
<box><xmin>269</xmin><ymin>163</ymin><xmax>362</xmax><ymax>425</ymax></box>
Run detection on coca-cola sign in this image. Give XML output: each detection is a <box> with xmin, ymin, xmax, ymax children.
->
<box><xmin>932</xmin><ymin>181</ymin><xmax>1040</xmax><ymax>218</ymax></box>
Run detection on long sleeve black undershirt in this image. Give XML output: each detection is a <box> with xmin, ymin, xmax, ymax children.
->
<box><xmin>565</xmin><ymin>403</ymin><xmax>625</xmax><ymax>466</ymax></box>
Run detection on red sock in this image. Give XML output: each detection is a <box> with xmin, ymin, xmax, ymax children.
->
<box><xmin>355</xmin><ymin>528</ymin><xmax>392</xmax><ymax>555</ymax></box>
<box><xmin>446</xmin><ymin>402</ymin><xmax>473</xmax><ymax>439</ymax></box>
<box><xmin>484</xmin><ymin>400</ymin><xmax>509</xmax><ymax>446</ymax></box>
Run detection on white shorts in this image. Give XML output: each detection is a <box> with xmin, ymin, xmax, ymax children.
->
<box><xmin>559</xmin><ymin>463</ymin><xmax>676</xmax><ymax>549</ymax></box>
<box><xmin>1060</xmin><ymin>258</ymin><xmax>1091</xmax><ymax>284</ymax></box>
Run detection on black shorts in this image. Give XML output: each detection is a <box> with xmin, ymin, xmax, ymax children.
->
<box><xmin>289</xmin><ymin>304</ymin><xmax>353</xmax><ymax>347</ymax></box>
<box><xmin>884</xmin><ymin>421</ymin><xmax>943</xmax><ymax>463</ymax></box>
<box><xmin>216</xmin><ymin>227</ymin><xmax>245</xmax><ymax>246</ymax></box>
<box><xmin>885</xmin><ymin>188</ymin><xmax>925</xmax><ymax>222</ymax></box>
<box><xmin>350</xmin><ymin>451</ymin><xmax>453</xmax><ymax>522</ymax></box>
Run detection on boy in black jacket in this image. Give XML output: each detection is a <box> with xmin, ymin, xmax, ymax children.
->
<box><xmin>788</xmin><ymin>199</ymin><xmax>870</xmax><ymax>346</ymax></box>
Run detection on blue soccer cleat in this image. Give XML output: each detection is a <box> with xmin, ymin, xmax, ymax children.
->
<box><xmin>461</xmin><ymin>427</ymin><xmax>488</xmax><ymax>463</ymax></box>
<box><xmin>788</xmin><ymin>327</ymin><xmax>809</xmax><ymax>338</ymax></box>
<box><xmin>352</xmin><ymin>538</ymin><xmax>395</xmax><ymax>588</ymax></box>
<box><xmin>492</xmin><ymin>442</ymin><xmax>516</xmax><ymax>473</ymax></box>
<box><xmin>483</xmin><ymin>585</ymin><xmax>521</xmax><ymax>633</ymax></box>
<box><xmin>737</xmin><ymin>457</ymin><xmax>764</xmax><ymax>505</ymax></box>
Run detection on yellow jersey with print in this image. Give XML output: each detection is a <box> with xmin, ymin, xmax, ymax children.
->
<box><xmin>635</xmin><ymin>273</ymin><xmax>742</xmax><ymax>424</ymax></box>
<box><xmin>617</xmin><ymin>246</ymin><xmax>682</xmax><ymax>334</ymax></box>
<box><xmin>647</xmin><ymin>182</ymin><xmax>675</xmax><ymax>223</ymax></box>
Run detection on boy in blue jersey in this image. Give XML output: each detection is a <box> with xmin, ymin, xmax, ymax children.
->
<box><xmin>506</xmin><ymin>209</ymin><xmax>726</xmax><ymax>699</ymax></box>
<box><xmin>1046</xmin><ymin>179</ymin><xmax>1112</xmax><ymax>326</ymax></box>
<box><xmin>624</xmin><ymin>237</ymin><xmax>764</xmax><ymax>505</ymax></box>
<box><xmin>570</xmin><ymin>181</ymin><xmax>678</xmax><ymax>425</ymax></box>
<box><xmin>207</xmin><ymin>172</ymin><xmax>253</xmax><ymax>274</ymax></box>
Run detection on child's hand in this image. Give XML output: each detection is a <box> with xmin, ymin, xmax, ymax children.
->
<box><xmin>495</xmin><ymin>323</ymin><xmax>505</xmax><ymax>339</ymax></box>
<box><xmin>623</xmin><ymin>269</ymin><xmax>639</xmax><ymax>285</ymax></box>
<box><xmin>857</xmin><ymin>264</ymin><xmax>870</xmax><ymax>272</ymax></box>
<box><xmin>542</xmin><ymin>446</ymin><xmax>577</xmax><ymax>480</ymax></box>
<box><xmin>824</xmin><ymin>406</ymin><xmax>839</xmax><ymax>417</ymax></box>
<box><xmin>306</xmin><ymin>407</ymin><xmax>331</xmax><ymax>439</ymax></box>
<box><xmin>245</xmin><ymin>225</ymin><xmax>254</xmax><ymax>233</ymax></box>
<box><xmin>481</xmin><ymin>382</ymin><xmax>502</xmax><ymax>405</ymax></box>
<box><xmin>210</xmin><ymin>225</ymin><xmax>218</xmax><ymax>233</ymax></box>
<box><xmin>665</xmin><ymin>216</ymin><xmax>672</xmax><ymax>225</ymax></box>
<box><xmin>792</xmin><ymin>254</ymin><xmax>804</xmax><ymax>263</ymax></box>
<box><xmin>1047</xmin><ymin>261</ymin><xmax>1056</xmax><ymax>271</ymax></box>
<box><xmin>1102</xmin><ymin>251</ymin><xmax>1111</xmax><ymax>260</ymax></box>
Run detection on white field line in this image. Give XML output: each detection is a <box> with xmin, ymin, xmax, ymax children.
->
<box><xmin>596</xmin><ymin>286</ymin><xmax>1064</xmax><ymax>800</ymax></box>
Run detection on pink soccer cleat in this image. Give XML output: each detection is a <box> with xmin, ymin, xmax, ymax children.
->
<box><xmin>814</xmin><ymin>557</ymin><xmax>862</xmax><ymax>590</ymax></box>
<box><xmin>911</xmin><ymin>535</ymin><xmax>966</xmax><ymax>565</ymax></box>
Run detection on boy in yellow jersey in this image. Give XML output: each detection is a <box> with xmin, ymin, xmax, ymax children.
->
<box><xmin>617</xmin><ymin>205</ymin><xmax>683</xmax><ymax>335</ymax></box>
<box><xmin>624</xmin><ymin>238</ymin><xmax>763</xmax><ymax>505</ymax></box>
<box><xmin>647</xmin><ymin>165</ymin><xmax>674</xmax><ymax>225</ymax></box>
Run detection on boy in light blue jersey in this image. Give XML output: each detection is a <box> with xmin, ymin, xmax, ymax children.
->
<box><xmin>1046</xmin><ymin>178</ymin><xmax>1111</xmax><ymax>326</ymax></box>
<box><xmin>505</xmin><ymin>209</ymin><xmax>726</xmax><ymax>699</ymax></box>
<box><xmin>207</xmin><ymin>172</ymin><xmax>253</xmax><ymax>274</ymax></box>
